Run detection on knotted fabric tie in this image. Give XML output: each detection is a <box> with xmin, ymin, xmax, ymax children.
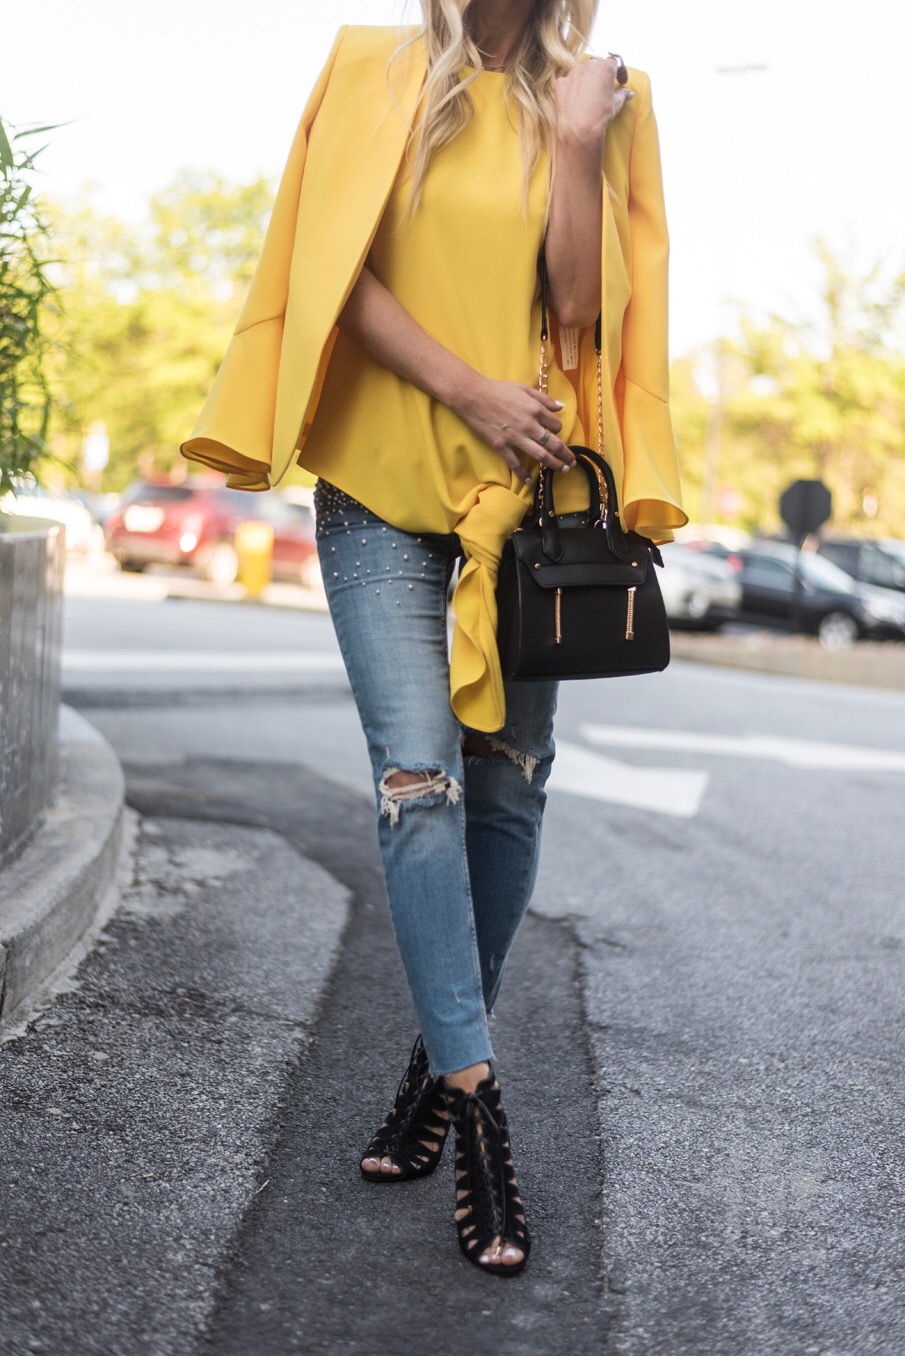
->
<box><xmin>450</xmin><ymin>482</ymin><xmax>529</xmax><ymax>733</ymax></box>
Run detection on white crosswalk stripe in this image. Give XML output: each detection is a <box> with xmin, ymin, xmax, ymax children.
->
<box><xmin>62</xmin><ymin>650</ymin><xmax>345</xmax><ymax>673</ymax></box>
<box><xmin>581</xmin><ymin>724</ymin><xmax>905</xmax><ymax>773</ymax></box>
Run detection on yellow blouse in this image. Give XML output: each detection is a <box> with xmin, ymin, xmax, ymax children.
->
<box><xmin>302</xmin><ymin>69</ymin><xmax>583</xmax><ymax>518</ymax></box>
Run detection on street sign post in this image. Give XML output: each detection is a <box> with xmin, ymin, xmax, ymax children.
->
<box><xmin>779</xmin><ymin>479</ymin><xmax>832</xmax><ymax>633</ymax></box>
<box><xmin>779</xmin><ymin>479</ymin><xmax>832</xmax><ymax>543</ymax></box>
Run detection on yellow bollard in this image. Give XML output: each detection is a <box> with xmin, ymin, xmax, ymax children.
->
<box><xmin>234</xmin><ymin>519</ymin><xmax>274</xmax><ymax>600</ymax></box>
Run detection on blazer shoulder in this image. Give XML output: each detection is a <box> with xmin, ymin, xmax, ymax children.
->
<box><xmin>338</xmin><ymin>25</ymin><xmax>422</xmax><ymax>63</ymax></box>
<box><xmin>625</xmin><ymin>67</ymin><xmax>653</xmax><ymax>114</ymax></box>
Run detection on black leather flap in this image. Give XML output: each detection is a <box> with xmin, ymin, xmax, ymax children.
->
<box><xmin>510</xmin><ymin>529</ymin><xmax>650</xmax><ymax>588</ymax></box>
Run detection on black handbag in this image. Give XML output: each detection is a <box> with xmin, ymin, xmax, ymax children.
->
<box><xmin>496</xmin><ymin>270</ymin><xmax>670</xmax><ymax>683</ymax></box>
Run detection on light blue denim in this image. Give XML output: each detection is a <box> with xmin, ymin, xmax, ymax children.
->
<box><xmin>315</xmin><ymin>480</ymin><xmax>559</xmax><ymax>1075</ymax></box>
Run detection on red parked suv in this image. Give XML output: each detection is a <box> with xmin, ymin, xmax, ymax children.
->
<box><xmin>105</xmin><ymin>481</ymin><xmax>321</xmax><ymax>587</ymax></box>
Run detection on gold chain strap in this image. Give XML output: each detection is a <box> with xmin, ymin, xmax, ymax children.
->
<box><xmin>537</xmin><ymin>335</ymin><xmax>550</xmax><ymax>519</ymax></box>
<box><xmin>537</xmin><ymin>326</ymin><xmax>608</xmax><ymax>524</ymax></box>
<box><xmin>594</xmin><ymin>344</ymin><xmax>609</xmax><ymax>523</ymax></box>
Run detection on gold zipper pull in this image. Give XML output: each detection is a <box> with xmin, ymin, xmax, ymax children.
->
<box><xmin>626</xmin><ymin>586</ymin><xmax>636</xmax><ymax>640</ymax></box>
<box><xmin>555</xmin><ymin>587</ymin><xmax>563</xmax><ymax>644</ymax></box>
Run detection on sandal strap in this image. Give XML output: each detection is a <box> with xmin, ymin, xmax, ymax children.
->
<box><xmin>368</xmin><ymin>1034</ymin><xmax>431</xmax><ymax>1148</ymax></box>
<box><xmin>360</xmin><ymin>1036</ymin><xmax>452</xmax><ymax>1180</ymax></box>
<box><xmin>456</xmin><ymin>1089</ymin><xmax>510</xmax><ymax>1244</ymax></box>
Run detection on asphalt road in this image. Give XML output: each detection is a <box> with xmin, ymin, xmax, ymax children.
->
<box><xmin>2</xmin><ymin>575</ymin><xmax>903</xmax><ymax>1354</ymax></box>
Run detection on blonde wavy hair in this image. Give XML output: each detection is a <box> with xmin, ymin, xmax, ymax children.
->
<box><xmin>394</xmin><ymin>0</ymin><xmax>599</xmax><ymax>212</ymax></box>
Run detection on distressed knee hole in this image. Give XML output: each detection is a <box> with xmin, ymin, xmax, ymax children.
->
<box><xmin>462</xmin><ymin>734</ymin><xmax>509</xmax><ymax>761</ymax></box>
<box><xmin>462</xmin><ymin>734</ymin><xmax>538</xmax><ymax>784</ymax></box>
<box><xmin>379</xmin><ymin>765</ymin><xmax>462</xmax><ymax>827</ymax></box>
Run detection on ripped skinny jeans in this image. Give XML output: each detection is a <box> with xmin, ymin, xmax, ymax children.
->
<box><xmin>315</xmin><ymin>480</ymin><xmax>558</xmax><ymax>1075</ymax></box>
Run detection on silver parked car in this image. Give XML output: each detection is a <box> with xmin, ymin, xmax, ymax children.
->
<box><xmin>0</xmin><ymin>474</ymin><xmax>99</xmax><ymax>554</ymax></box>
<box><xmin>659</xmin><ymin>541</ymin><xmax>742</xmax><ymax>631</ymax></box>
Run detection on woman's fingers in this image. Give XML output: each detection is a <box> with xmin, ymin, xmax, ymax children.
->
<box><xmin>498</xmin><ymin>428</ymin><xmax>573</xmax><ymax>485</ymax></box>
<box><xmin>524</xmin><ymin>391</ymin><xmax>576</xmax><ymax>467</ymax></box>
<box><xmin>521</xmin><ymin>432</ymin><xmax>574</xmax><ymax>471</ymax></box>
<box><xmin>501</xmin><ymin>450</ymin><xmax>534</xmax><ymax>485</ymax></box>
<box><xmin>555</xmin><ymin>53</ymin><xmax>634</xmax><ymax>140</ymax></box>
<box><xmin>461</xmin><ymin>377</ymin><xmax>577</xmax><ymax>479</ymax></box>
<box><xmin>513</xmin><ymin>415</ymin><xmax>574</xmax><ymax>471</ymax></box>
<box><xmin>531</xmin><ymin>388</ymin><xmax>566</xmax><ymax>415</ymax></box>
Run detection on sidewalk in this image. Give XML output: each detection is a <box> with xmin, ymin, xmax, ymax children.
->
<box><xmin>671</xmin><ymin>628</ymin><xmax>905</xmax><ymax>691</ymax></box>
<box><xmin>64</xmin><ymin>552</ymin><xmax>329</xmax><ymax>613</ymax></box>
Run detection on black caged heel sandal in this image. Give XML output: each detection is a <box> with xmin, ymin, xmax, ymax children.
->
<box><xmin>359</xmin><ymin>1035</ymin><xmax>452</xmax><ymax>1183</ymax></box>
<box><xmin>447</xmin><ymin>1068</ymin><xmax>531</xmax><ymax>1277</ymax></box>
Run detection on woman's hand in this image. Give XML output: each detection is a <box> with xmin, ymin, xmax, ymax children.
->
<box><xmin>456</xmin><ymin>374</ymin><xmax>576</xmax><ymax>485</ymax></box>
<box><xmin>554</xmin><ymin>55</ymin><xmax>633</xmax><ymax>150</ymax></box>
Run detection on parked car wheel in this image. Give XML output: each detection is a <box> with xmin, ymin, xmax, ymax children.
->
<box><xmin>684</xmin><ymin>588</ymin><xmax>711</xmax><ymax>621</ymax></box>
<box><xmin>202</xmin><ymin>540</ymin><xmax>240</xmax><ymax>586</ymax></box>
<box><xmin>119</xmin><ymin>559</ymin><xmax>147</xmax><ymax>573</ymax></box>
<box><xmin>817</xmin><ymin>610</ymin><xmax>859</xmax><ymax>650</ymax></box>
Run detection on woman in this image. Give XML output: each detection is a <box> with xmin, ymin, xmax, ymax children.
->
<box><xmin>183</xmin><ymin>1</ymin><xmax>684</xmax><ymax>1276</ymax></box>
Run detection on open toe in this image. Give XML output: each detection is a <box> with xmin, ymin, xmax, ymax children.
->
<box><xmin>360</xmin><ymin>1036</ymin><xmax>452</xmax><ymax>1183</ymax></box>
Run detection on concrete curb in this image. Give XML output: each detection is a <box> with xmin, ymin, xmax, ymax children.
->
<box><xmin>0</xmin><ymin>706</ymin><xmax>125</xmax><ymax>1035</ymax></box>
<box><xmin>670</xmin><ymin>631</ymin><xmax>905</xmax><ymax>691</ymax></box>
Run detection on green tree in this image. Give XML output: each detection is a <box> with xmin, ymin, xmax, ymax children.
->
<box><xmin>0</xmin><ymin>117</ymin><xmax>57</xmax><ymax>491</ymax></box>
<box><xmin>145</xmin><ymin>170</ymin><xmax>272</xmax><ymax>296</ymax></box>
<box><xmin>667</xmin><ymin>353</ymin><xmax>710</xmax><ymax>522</ymax></box>
<box><xmin>47</xmin><ymin>172</ymin><xmax>271</xmax><ymax>489</ymax></box>
<box><xmin>671</xmin><ymin>245</ymin><xmax>905</xmax><ymax>535</ymax></box>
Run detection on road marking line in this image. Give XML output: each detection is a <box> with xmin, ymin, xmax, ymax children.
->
<box><xmin>62</xmin><ymin>650</ymin><xmax>345</xmax><ymax>673</ymax></box>
<box><xmin>581</xmin><ymin>724</ymin><xmax>905</xmax><ymax>773</ymax></box>
<box><xmin>550</xmin><ymin>740</ymin><xmax>710</xmax><ymax>818</ymax></box>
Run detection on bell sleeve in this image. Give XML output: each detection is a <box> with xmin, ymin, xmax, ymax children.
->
<box><xmin>618</xmin><ymin>73</ymin><xmax>687</xmax><ymax>542</ymax></box>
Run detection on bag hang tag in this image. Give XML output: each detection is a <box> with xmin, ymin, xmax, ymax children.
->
<box><xmin>559</xmin><ymin>327</ymin><xmax>580</xmax><ymax>371</ymax></box>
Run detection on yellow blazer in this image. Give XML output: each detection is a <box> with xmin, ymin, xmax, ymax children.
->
<box><xmin>182</xmin><ymin>25</ymin><xmax>686</xmax><ymax>729</ymax></box>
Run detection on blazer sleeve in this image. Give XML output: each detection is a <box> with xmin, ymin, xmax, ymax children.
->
<box><xmin>181</xmin><ymin>26</ymin><xmax>349</xmax><ymax>489</ymax></box>
<box><xmin>618</xmin><ymin>73</ymin><xmax>687</xmax><ymax>541</ymax></box>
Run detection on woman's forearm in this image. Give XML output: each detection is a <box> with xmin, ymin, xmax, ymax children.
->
<box><xmin>545</xmin><ymin>133</ymin><xmax>605</xmax><ymax>329</ymax></box>
<box><xmin>338</xmin><ymin>265</ymin><xmax>479</xmax><ymax>413</ymax></box>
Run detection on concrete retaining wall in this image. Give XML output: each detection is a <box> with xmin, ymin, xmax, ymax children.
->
<box><xmin>0</xmin><ymin>707</ymin><xmax>125</xmax><ymax>1033</ymax></box>
<box><xmin>0</xmin><ymin>516</ymin><xmax>65</xmax><ymax>867</ymax></box>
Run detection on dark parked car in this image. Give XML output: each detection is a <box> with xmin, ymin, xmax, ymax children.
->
<box><xmin>816</xmin><ymin>537</ymin><xmax>905</xmax><ymax>595</ymax></box>
<box><xmin>725</xmin><ymin>542</ymin><xmax>905</xmax><ymax>647</ymax></box>
<box><xmin>105</xmin><ymin>482</ymin><xmax>320</xmax><ymax>587</ymax></box>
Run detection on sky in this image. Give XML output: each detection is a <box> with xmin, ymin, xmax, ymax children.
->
<box><xmin>4</xmin><ymin>0</ymin><xmax>905</xmax><ymax>358</ymax></box>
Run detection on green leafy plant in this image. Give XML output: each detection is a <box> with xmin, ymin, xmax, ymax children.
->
<box><xmin>0</xmin><ymin>116</ymin><xmax>58</xmax><ymax>494</ymax></box>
